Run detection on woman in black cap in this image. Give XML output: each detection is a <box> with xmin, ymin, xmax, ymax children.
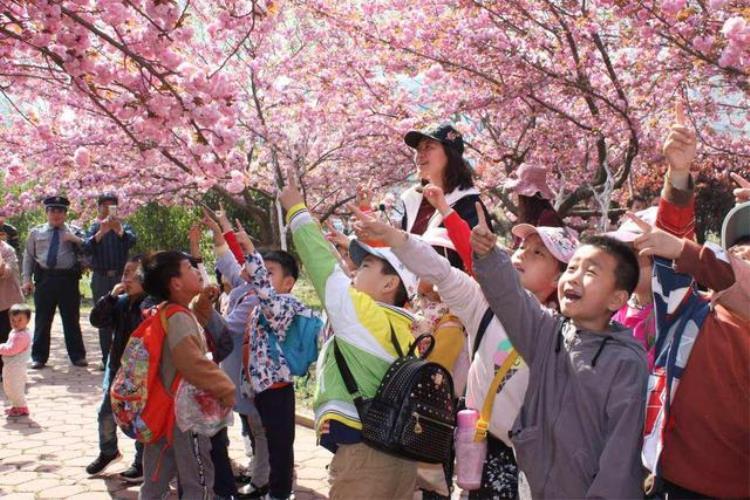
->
<box><xmin>400</xmin><ymin>125</ymin><xmax>492</xmax><ymax>500</ymax></box>
<box><xmin>401</xmin><ymin>124</ymin><xmax>492</xmax><ymax>236</ymax></box>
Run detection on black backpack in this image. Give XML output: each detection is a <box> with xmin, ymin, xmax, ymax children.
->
<box><xmin>334</xmin><ymin>331</ymin><xmax>456</xmax><ymax>463</ymax></box>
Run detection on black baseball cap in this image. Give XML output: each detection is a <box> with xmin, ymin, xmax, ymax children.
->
<box><xmin>404</xmin><ymin>124</ymin><xmax>464</xmax><ymax>155</ymax></box>
<box><xmin>43</xmin><ymin>196</ymin><xmax>70</xmax><ymax>210</ymax></box>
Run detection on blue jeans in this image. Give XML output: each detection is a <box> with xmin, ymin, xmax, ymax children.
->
<box><xmin>99</xmin><ymin>366</ymin><xmax>143</xmax><ymax>465</ymax></box>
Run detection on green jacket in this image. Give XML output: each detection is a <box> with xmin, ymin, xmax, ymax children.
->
<box><xmin>287</xmin><ymin>203</ymin><xmax>414</xmax><ymax>433</ymax></box>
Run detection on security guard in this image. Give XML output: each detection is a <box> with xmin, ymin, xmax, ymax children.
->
<box><xmin>22</xmin><ymin>196</ymin><xmax>88</xmax><ymax>369</ymax></box>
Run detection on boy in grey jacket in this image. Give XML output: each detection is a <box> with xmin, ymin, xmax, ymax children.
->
<box><xmin>471</xmin><ymin>208</ymin><xmax>648</xmax><ymax>498</ymax></box>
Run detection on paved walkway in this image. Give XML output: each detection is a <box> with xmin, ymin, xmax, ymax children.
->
<box><xmin>0</xmin><ymin>316</ymin><xmax>330</xmax><ymax>499</ymax></box>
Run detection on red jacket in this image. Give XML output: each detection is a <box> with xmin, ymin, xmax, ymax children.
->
<box><xmin>656</xmin><ymin>176</ymin><xmax>750</xmax><ymax>497</ymax></box>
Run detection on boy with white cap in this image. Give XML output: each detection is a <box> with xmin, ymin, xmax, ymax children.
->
<box><xmin>278</xmin><ymin>170</ymin><xmax>419</xmax><ymax>500</ymax></box>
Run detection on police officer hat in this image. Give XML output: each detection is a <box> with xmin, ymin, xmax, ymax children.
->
<box><xmin>97</xmin><ymin>193</ymin><xmax>119</xmax><ymax>205</ymax></box>
<box><xmin>43</xmin><ymin>196</ymin><xmax>70</xmax><ymax>210</ymax></box>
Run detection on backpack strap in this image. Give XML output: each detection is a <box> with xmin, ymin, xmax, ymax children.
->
<box><xmin>474</xmin><ymin>349</ymin><xmax>519</xmax><ymax>442</ymax></box>
<box><xmin>390</xmin><ymin>323</ymin><xmax>404</xmax><ymax>358</ymax></box>
<box><xmin>333</xmin><ymin>339</ymin><xmax>366</xmax><ymax>415</ymax></box>
<box><xmin>472</xmin><ymin>307</ymin><xmax>495</xmax><ymax>360</ymax></box>
<box><xmin>333</xmin><ymin>320</ymin><xmax>402</xmax><ymax>417</ymax></box>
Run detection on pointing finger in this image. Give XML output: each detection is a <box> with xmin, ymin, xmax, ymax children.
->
<box><xmin>624</xmin><ymin>211</ymin><xmax>653</xmax><ymax>232</ymax></box>
<box><xmin>475</xmin><ymin>202</ymin><xmax>488</xmax><ymax>230</ymax></box>
<box><xmin>286</xmin><ymin>167</ymin><xmax>298</xmax><ymax>189</ymax></box>
<box><xmin>675</xmin><ymin>101</ymin><xmax>687</xmax><ymax>126</ymax></box>
<box><xmin>349</xmin><ymin>203</ymin><xmax>372</xmax><ymax>222</ymax></box>
<box><xmin>730</xmin><ymin>172</ymin><xmax>750</xmax><ymax>189</ymax></box>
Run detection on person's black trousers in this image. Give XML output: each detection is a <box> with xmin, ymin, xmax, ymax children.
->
<box><xmin>90</xmin><ymin>271</ymin><xmax>120</xmax><ymax>366</ymax></box>
<box><xmin>255</xmin><ymin>383</ymin><xmax>295</xmax><ymax>498</ymax></box>
<box><xmin>210</xmin><ymin>427</ymin><xmax>238</xmax><ymax>497</ymax></box>
<box><xmin>32</xmin><ymin>273</ymin><xmax>85</xmax><ymax>364</ymax></box>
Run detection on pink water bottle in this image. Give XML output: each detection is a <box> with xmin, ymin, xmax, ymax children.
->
<box><xmin>454</xmin><ymin>408</ymin><xmax>487</xmax><ymax>490</ymax></box>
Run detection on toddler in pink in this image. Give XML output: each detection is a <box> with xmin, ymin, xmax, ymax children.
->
<box><xmin>1</xmin><ymin>304</ymin><xmax>32</xmax><ymax>417</ymax></box>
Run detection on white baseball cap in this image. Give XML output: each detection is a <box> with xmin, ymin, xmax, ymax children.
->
<box><xmin>348</xmin><ymin>239</ymin><xmax>419</xmax><ymax>300</ymax></box>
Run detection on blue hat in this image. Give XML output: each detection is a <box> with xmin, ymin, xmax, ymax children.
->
<box><xmin>43</xmin><ymin>196</ymin><xmax>70</xmax><ymax>210</ymax></box>
<box><xmin>404</xmin><ymin>124</ymin><xmax>464</xmax><ymax>155</ymax></box>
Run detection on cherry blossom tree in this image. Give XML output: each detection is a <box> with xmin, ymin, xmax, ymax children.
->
<box><xmin>1</xmin><ymin>0</ymin><xmax>747</xmax><ymax>242</ymax></box>
<box><xmin>306</xmin><ymin>0</ymin><xmax>749</xmax><ymax>229</ymax></box>
<box><xmin>0</xmin><ymin>0</ymin><xmax>415</xmax><ymax>244</ymax></box>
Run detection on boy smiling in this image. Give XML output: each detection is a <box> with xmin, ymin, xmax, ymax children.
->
<box><xmin>471</xmin><ymin>207</ymin><xmax>648</xmax><ymax>498</ymax></box>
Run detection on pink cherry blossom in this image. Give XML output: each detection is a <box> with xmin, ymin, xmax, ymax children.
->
<box><xmin>74</xmin><ymin>147</ymin><xmax>91</xmax><ymax>168</ymax></box>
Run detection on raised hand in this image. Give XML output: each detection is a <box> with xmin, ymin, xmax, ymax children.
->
<box><xmin>201</xmin><ymin>207</ymin><xmax>222</xmax><ymax>235</ymax></box>
<box><xmin>235</xmin><ymin>218</ymin><xmax>255</xmax><ymax>255</ymax></box>
<box><xmin>730</xmin><ymin>172</ymin><xmax>750</xmax><ymax>204</ymax></box>
<box><xmin>423</xmin><ymin>184</ymin><xmax>451</xmax><ymax>215</ymax></box>
<box><xmin>110</xmin><ymin>282</ymin><xmax>127</xmax><ymax>296</ymax></box>
<box><xmin>98</xmin><ymin>219</ymin><xmax>113</xmax><ymax>237</ymax></box>
<box><xmin>663</xmin><ymin>102</ymin><xmax>697</xmax><ymax>179</ymax></box>
<box><xmin>356</xmin><ymin>180</ymin><xmax>374</xmax><ymax>210</ymax></box>
<box><xmin>188</xmin><ymin>223</ymin><xmax>202</xmax><ymax>258</ymax></box>
<box><xmin>325</xmin><ymin>220</ymin><xmax>350</xmax><ymax>249</ymax></box>
<box><xmin>470</xmin><ymin>202</ymin><xmax>496</xmax><ymax>257</ymax></box>
<box><xmin>350</xmin><ymin>204</ymin><xmax>406</xmax><ymax>247</ymax></box>
<box><xmin>215</xmin><ymin>202</ymin><xmax>232</xmax><ymax>233</ymax></box>
<box><xmin>278</xmin><ymin>167</ymin><xmax>303</xmax><ymax>211</ymax></box>
<box><xmin>192</xmin><ymin>284</ymin><xmax>219</xmax><ymax>327</ymax></box>
<box><xmin>108</xmin><ymin>216</ymin><xmax>123</xmax><ymax>235</ymax></box>
<box><xmin>627</xmin><ymin>212</ymin><xmax>685</xmax><ymax>259</ymax></box>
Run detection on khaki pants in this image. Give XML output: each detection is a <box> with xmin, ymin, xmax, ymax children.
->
<box><xmin>328</xmin><ymin>442</ymin><xmax>417</xmax><ymax>500</ymax></box>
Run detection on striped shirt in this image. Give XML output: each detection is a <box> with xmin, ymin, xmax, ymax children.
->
<box><xmin>83</xmin><ymin>220</ymin><xmax>136</xmax><ymax>273</ymax></box>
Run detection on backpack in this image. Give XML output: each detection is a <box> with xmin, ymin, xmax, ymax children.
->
<box><xmin>110</xmin><ymin>303</ymin><xmax>189</xmax><ymax>444</ymax></box>
<box><xmin>335</xmin><ymin>331</ymin><xmax>456</xmax><ymax>463</ymax></box>
<box><xmin>252</xmin><ymin>311</ymin><xmax>323</xmax><ymax>378</ymax></box>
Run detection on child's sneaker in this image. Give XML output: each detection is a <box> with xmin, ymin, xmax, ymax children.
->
<box><xmin>119</xmin><ymin>464</ymin><xmax>144</xmax><ymax>484</ymax></box>
<box><xmin>85</xmin><ymin>452</ymin><xmax>122</xmax><ymax>475</ymax></box>
<box><xmin>237</xmin><ymin>481</ymin><xmax>269</xmax><ymax>499</ymax></box>
<box><xmin>7</xmin><ymin>407</ymin><xmax>29</xmax><ymax>417</ymax></box>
